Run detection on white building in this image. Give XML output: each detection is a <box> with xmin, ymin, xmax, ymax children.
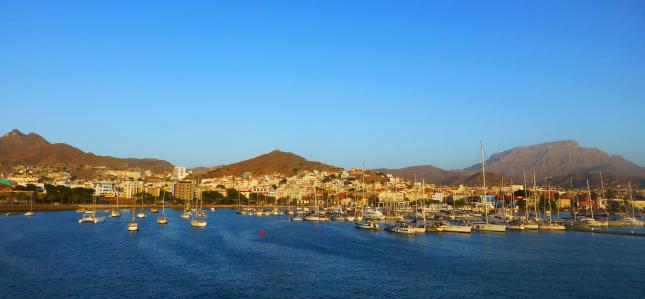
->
<box><xmin>171</xmin><ymin>167</ymin><xmax>189</xmax><ymax>181</ymax></box>
<box><xmin>94</xmin><ymin>182</ymin><xmax>114</xmax><ymax>196</ymax></box>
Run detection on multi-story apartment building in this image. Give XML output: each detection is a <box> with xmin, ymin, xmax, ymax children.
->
<box><xmin>173</xmin><ymin>181</ymin><xmax>195</xmax><ymax>201</ymax></box>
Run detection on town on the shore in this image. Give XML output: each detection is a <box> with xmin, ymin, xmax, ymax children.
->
<box><xmin>2</xmin><ymin>163</ymin><xmax>644</xmax><ymax>214</ymax></box>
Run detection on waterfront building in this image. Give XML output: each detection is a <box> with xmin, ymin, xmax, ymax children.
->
<box><xmin>173</xmin><ymin>181</ymin><xmax>196</xmax><ymax>201</ymax></box>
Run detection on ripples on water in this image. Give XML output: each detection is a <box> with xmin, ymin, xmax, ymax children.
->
<box><xmin>1</xmin><ymin>209</ymin><xmax>644</xmax><ymax>298</ymax></box>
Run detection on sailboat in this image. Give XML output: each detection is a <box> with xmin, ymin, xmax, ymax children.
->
<box><xmin>623</xmin><ymin>181</ymin><xmax>643</xmax><ymax>226</ymax></box>
<box><xmin>578</xmin><ymin>180</ymin><xmax>606</xmax><ymax>227</ymax></box>
<box><xmin>181</xmin><ymin>186</ymin><xmax>192</xmax><ymax>219</ymax></box>
<box><xmin>472</xmin><ymin>141</ymin><xmax>506</xmax><ymax>232</ymax></box>
<box><xmin>157</xmin><ymin>186</ymin><xmax>168</xmax><ymax>224</ymax></box>
<box><xmin>522</xmin><ymin>173</ymin><xmax>540</xmax><ymax>230</ymax></box>
<box><xmin>150</xmin><ymin>185</ymin><xmax>159</xmax><ymax>213</ymax></box>
<box><xmin>24</xmin><ymin>192</ymin><xmax>34</xmax><ymax>216</ymax></box>
<box><xmin>79</xmin><ymin>195</ymin><xmax>101</xmax><ymax>223</ymax></box>
<box><xmin>289</xmin><ymin>196</ymin><xmax>303</xmax><ymax>221</ymax></box>
<box><xmin>111</xmin><ymin>192</ymin><xmax>121</xmax><ymax>217</ymax></box>
<box><xmin>304</xmin><ymin>182</ymin><xmax>328</xmax><ymax>221</ymax></box>
<box><xmin>539</xmin><ymin>178</ymin><xmax>565</xmax><ymax>230</ymax></box>
<box><xmin>137</xmin><ymin>185</ymin><xmax>147</xmax><ymax>219</ymax></box>
<box><xmin>127</xmin><ymin>204</ymin><xmax>139</xmax><ymax>231</ymax></box>
<box><xmin>190</xmin><ymin>182</ymin><xmax>207</xmax><ymax>227</ymax></box>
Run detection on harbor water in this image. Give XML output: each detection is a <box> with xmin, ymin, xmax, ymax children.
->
<box><xmin>1</xmin><ymin>209</ymin><xmax>644</xmax><ymax>298</ymax></box>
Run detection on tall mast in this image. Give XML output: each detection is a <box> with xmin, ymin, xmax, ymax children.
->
<box><xmin>546</xmin><ymin>177</ymin><xmax>552</xmax><ymax>222</ymax></box>
<box><xmin>361</xmin><ymin>161</ymin><xmax>365</xmax><ymax>206</ymax></box>
<box><xmin>480</xmin><ymin>141</ymin><xmax>488</xmax><ymax>224</ymax></box>
<box><xmin>524</xmin><ymin>171</ymin><xmax>529</xmax><ymax>220</ymax></box>
<box><xmin>587</xmin><ymin>179</ymin><xmax>594</xmax><ymax>219</ymax></box>
<box><xmin>599</xmin><ymin>171</ymin><xmax>606</xmax><ymax>213</ymax></box>
<box><xmin>533</xmin><ymin>172</ymin><xmax>539</xmax><ymax>221</ymax></box>
<box><xmin>628</xmin><ymin>181</ymin><xmax>635</xmax><ymax>218</ymax></box>
<box><xmin>162</xmin><ymin>183</ymin><xmax>165</xmax><ymax>214</ymax></box>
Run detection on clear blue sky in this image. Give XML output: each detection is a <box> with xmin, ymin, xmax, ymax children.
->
<box><xmin>1</xmin><ymin>0</ymin><xmax>644</xmax><ymax>169</ymax></box>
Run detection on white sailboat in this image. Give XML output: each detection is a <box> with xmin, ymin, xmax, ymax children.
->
<box><xmin>303</xmin><ymin>182</ymin><xmax>328</xmax><ymax>221</ymax></box>
<box><xmin>623</xmin><ymin>181</ymin><xmax>643</xmax><ymax>226</ymax></box>
<box><xmin>24</xmin><ymin>192</ymin><xmax>34</xmax><ymax>216</ymax></box>
<box><xmin>150</xmin><ymin>186</ymin><xmax>159</xmax><ymax>214</ymax></box>
<box><xmin>473</xmin><ymin>141</ymin><xmax>506</xmax><ymax>232</ymax></box>
<box><xmin>79</xmin><ymin>194</ymin><xmax>103</xmax><ymax>223</ymax></box>
<box><xmin>539</xmin><ymin>178</ymin><xmax>565</xmax><ymax>230</ymax></box>
<box><xmin>127</xmin><ymin>205</ymin><xmax>139</xmax><ymax>231</ymax></box>
<box><xmin>441</xmin><ymin>221</ymin><xmax>473</xmax><ymax>233</ymax></box>
<box><xmin>579</xmin><ymin>180</ymin><xmax>606</xmax><ymax>227</ymax></box>
<box><xmin>137</xmin><ymin>185</ymin><xmax>147</xmax><ymax>219</ymax></box>
<box><xmin>190</xmin><ymin>181</ymin><xmax>207</xmax><ymax>228</ymax></box>
<box><xmin>157</xmin><ymin>185</ymin><xmax>168</xmax><ymax>225</ymax></box>
<box><xmin>111</xmin><ymin>193</ymin><xmax>121</xmax><ymax>217</ymax></box>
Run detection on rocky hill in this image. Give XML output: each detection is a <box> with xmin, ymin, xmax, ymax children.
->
<box><xmin>203</xmin><ymin>150</ymin><xmax>340</xmax><ymax>177</ymax></box>
<box><xmin>0</xmin><ymin>129</ymin><xmax>173</xmax><ymax>172</ymax></box>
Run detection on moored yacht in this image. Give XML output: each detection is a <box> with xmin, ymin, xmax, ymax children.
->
<box><xmin>355</xmin><ymin>218</ymin><xmax>380</xmax><ymax>230</ymax></box>
<box><xmin>441</xmin><ymin>221</ymin><xmax>472</xmax><ymax>233</ymax></box>
<box><xmin>506</xmin><ymin>219</ymin><xmax>525</xmax><ymax>230</ymax></box>
<box><xmin>79</xmin><ymin>211</ymin><xmax>99</xmax><ymax>224</ymax></box>
<box><xmin>290</xmin><ymin>214</ymin><xmax>304</xmax><ymax>221</ymax></box>
<box><xmin>127</xmin><ymin>221</ymin><xmax>139</xmax><ymax>231</ymax></box>
<box><xmin>190</xmin><ymin>218</ymin><xmax>207</xmax><ymax>227</ymax></box>
<box><xmin>539</xmin><ymin>221</ymin><xmax>565</xmax><ymax>230</ymax></box>
<box><xmin>363</xmin><ymin>206</ymin><xmax>385</xmax><ymax>220</ymax></box>
<box><xmin>128</xmin><ymin>207</ymin><xmax>138</xmax><ymax>232</ymax></box>
<box><xmin>473</xmin><ymin>141</ymin><xmax>506</xmax><ymax>233</ymax></box>
<box><xmin>473</xmin><ymin>221</ymin><xmax>507</xmax><ymax>232</ymax></box>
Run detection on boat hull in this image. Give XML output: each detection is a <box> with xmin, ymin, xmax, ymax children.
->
<box><xmin>473</xmin><ymin>223</ymin><xmax>506</xmax><ymax>232</ymax></box>
<box><xmin>442</xmin><ymin>225</ymin><xmax>472</xmax><ymax>233</ymax></box>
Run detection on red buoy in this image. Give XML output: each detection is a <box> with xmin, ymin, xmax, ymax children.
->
<box><xmin>260</xmin><ymin>230</ymin><xmax>265</xmax><ymax>237</ymax></box>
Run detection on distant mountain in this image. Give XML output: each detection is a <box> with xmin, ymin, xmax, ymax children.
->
<box><xmin>375</xmin><ymin>140</ymin><xmax>645</xmax><ymax>188</ymax></box>
<box><xmin>203</xmin><ymin>150</ymin><xmax>340</xmax><ymax>178</ymax></box>
<box><xmin>464</xmin><ymin>140</ymin><xmax>645</xmax><ymax>179</ymax></box>
<box><xmin>0</xmin><ymin>129</ymin><xmax>173</xmax><ymax>172</ymax></box>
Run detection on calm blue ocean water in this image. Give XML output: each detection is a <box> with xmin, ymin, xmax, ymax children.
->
<box><xmin>1</xmin><ymin>209</ymin><xmax>644</xmax><ymax>298</ymax></box>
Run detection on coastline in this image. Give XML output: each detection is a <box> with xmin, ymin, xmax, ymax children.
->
<box><xmin>0</xmin><ymin>204</ymin><xmax>290</xmax><ymax>213</ymax></box>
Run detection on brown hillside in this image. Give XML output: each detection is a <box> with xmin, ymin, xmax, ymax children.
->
<box><xmin>203</xmin><ymin>150</ymin><xmax>340</xmax><ymax>177</ymax></box>
<box><xmin>0</xmin><ymin>129</ymin><xmax>173</xmax><ymax>172</ymax></box>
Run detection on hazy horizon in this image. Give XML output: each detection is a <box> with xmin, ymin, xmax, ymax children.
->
<box><xmin>2</xmin><ymin>1</ymin><xmax>644</xmax><ymax>169</ymax></box>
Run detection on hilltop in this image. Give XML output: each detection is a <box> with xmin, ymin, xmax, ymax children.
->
<box><xmin>202</xmin><ymin>150</ymin><xmax>340</xmax><ymax>178</ymax></box>
<box><xmin>0</xmin><ymin>129</ymin><xmax>173</xmax><ymax>172</ymax></box>
<box><xmin>376</xmin><ymin>140</ymin><xmax>645</xmax><ymax>187</ymax></box>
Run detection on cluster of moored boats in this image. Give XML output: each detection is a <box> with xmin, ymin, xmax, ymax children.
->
<box><xmin>74</xmin><ymin>188</ymin><xmax>214</xmax><ymax>231</ymax></box>
<box><xmin>236</xmin><ymin>204</ymin><xmax>643</xmax><ymax>234</ymax></box>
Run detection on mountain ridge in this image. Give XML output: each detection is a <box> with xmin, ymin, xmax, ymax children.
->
<box><xmin>0</xmin><ymin>129</ymin><xmax>173</xmax><ymax>172</ymax></box>
<box><xmin>375</xmin><ymin>140</ymin><xmax>645</xmax><ymax>187</ymax></box>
